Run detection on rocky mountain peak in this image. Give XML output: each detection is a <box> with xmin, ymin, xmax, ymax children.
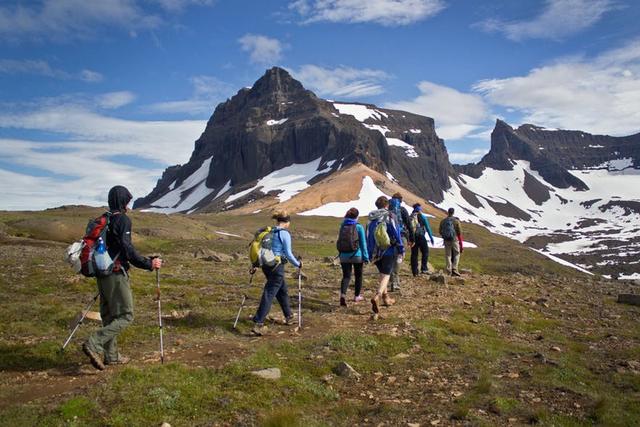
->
<box><xmin>134</xmin><ymin>68</ymin><xmax>454</xmax><ymax>213</ymax></box>
<box><xmin>251</xmin><ymin>67</ymin><xmax>307</xmax><ymax>98</ymax></box>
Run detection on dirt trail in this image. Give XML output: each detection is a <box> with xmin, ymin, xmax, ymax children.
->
<box><xmin>1</xmin><ymin>267</ymin><xmax>638</xmax><ymax>421</ymax></box>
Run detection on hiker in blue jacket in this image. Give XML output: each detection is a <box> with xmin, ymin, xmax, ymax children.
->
<box><xmin>388</xmin><ymin>193</ymin><xmax>412</xmax><ymax>293</ymax></box>
<box><xmin>251</xmin><ymin>211</ymin><xmax>301</xmax><ymax>336</ymax></box>
<box><xmin>409</xmin><ymin>203</ymin><xmax>435</xmax><ymax>276</ymax></box>
<box><xmin>337</xmin><ymin>207</ymin><xmax>369</xmax><ymax>307</ymax></box>
<box><xmin>367</xmin><ymin>196</ymin><xmax>404</xmax><ymax>314</ymax></box>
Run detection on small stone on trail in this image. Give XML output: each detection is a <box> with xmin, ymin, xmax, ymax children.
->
<box><xmin>161</xmin><ymin>423</ymin><xmax>171</xmax><ymax>427</ymax></box>
<box><xmin>333</xmin><ymin>361</ymin><xmax>361</xmax><ymax>379</ymax></box>
<box><xmin>408</xmin><ymin>423</ymin><xmax>421</xmax><ymax>427</ymax></box>
<box><xmin>322</xmin><ymin>374</ymin><xmax>334</xmax><ymax>383</ymax></box>
<box><xmin>392</xmin><ymin>353</ymin><xmax>410</xmax><ymax>360</ymax></box>
<box><xmin>470</xmin><ymin>317</ymin><xmax>480</xmax><ymax>324</ymax></box>
<box><xmin>250</xmin><ymin>368</ymin><xmax>281</xmax><ymax>380</ymax></box>
<box><xmin>430</xmin><ymin>420</ymin><xmax>440</xmax><ymax>426</ymax></box>
<box><xmin>551</xmin><ymin>346</ymin><xmax>562</xmax><ymax>352</ymax></box>
<box><xmin>430</xmin><ymin>274</ymin><xmax>447</xmax><ymax>285</ymax></box>
<box><xmin>463</xmin><ymin>300</ymin><xmax>472</xmax><ymax>306</ymax></box>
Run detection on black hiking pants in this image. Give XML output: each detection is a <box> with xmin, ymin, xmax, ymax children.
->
<box><xmin>410</xmin><ymin>234</ymin><xmax>430</xmax><ymax>276</ymax></box>
<box><xmin>340</xmin><ymin>262</ymin><xmax>364</xmax><ymax>296</ymax></box>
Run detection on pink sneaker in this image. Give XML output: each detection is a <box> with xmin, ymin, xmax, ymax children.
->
<box><xmin>354</xmin><ymin>295</ymin><xmax>364</xmax><ymax>303</ymax></box>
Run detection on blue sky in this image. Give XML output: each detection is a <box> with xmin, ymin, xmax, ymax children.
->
<box><xmin>1</xmin><ymin>0</ymin><xmax>639</xmax><ymax>209</ymax></box>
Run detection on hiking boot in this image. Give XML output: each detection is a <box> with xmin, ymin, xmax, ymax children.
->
<box><xmin>452</xmin><ymin>271</ymin><xmax>462</xmax><ymax>277</ymax></box>
<box><xmin>251</xmin><ymin>323</ymin><xmax>268</xmax><ymax>336</ymax></box>
<box><xmin>105</xmin><ymin>354</ymin><xmax>130</xmax><ymax>366</ymax></box>
<box><xmin>354</xmin><ymin>295</ymin><xmax>364</xmax><ymax>303</ymax></box>
<box><xmin>371</xmin><ymin>294</ymin><xmax>380</xmax><ymax>314</ymax></box>
<box><xmin>340</xmin><ymin>295</ymin><xmax>347</xmax><ymax>307</ymax></box>
<box><xmin>82</xmin><ymin>342</ymin><xmax>105</xmax><ymax>371</ymax></box>
<box><xmin>382</xmin><ymin>293</ymin><xmax>395</xmax><ymax>307</ymax></box>
<box><xmin>284</xmin><ymin>315</ymin><xmax>295</xmax><ymax>326</ymax></box>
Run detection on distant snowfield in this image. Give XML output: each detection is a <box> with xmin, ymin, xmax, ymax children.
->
<box><xmin>226</xmin><ymin>157</ymin><xmax>332</xmax><ymax>203</ymax></box>
<box><xmin>300</xmin><ymin>176</ymin><xmax>477</xmax><ymax>248</ymax></box>
<box><xmin>439</xmin><ymin>160</ymin><xmax>640</xmax><ymax>274</ymax></box>
<box><xmin>144</xmin><ymin>157</ymin><xmax>218</xmax><ymax>214</ymax></box>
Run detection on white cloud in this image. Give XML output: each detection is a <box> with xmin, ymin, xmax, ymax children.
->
<box><xmin>98</xmin><ymin>91</ymin><xmax>136</xmax><ymax>109</ymax></box>
<box><xmin>290</xmin><ymin>65</ymin><xmax>390</xmax><ymax>98</ymax></box>
<box><xmin>386</xmin><ymin>81</ymin><xmax>491</xmax><ymax>140</ymax></box>
<box><xmin>0</xmin><ymin>0</ymin><xmax>163</xmax><ymax>42</ymax></box>
<box><xmin>289</xmin><ymin>0</ymin><xmax>445</xmax><ymax>26</ymax></box>
<box><xmin>474</xmin><ymin>39</ymin><xmax>640</xmax><ymax>136</ymax></box>
<box><xmin>477</xmin><ymin>0</ymin><xmax>616</xmax><ymax>41</ymax></box>
<box><xmin>238</xmin><ymin>34</ymin><xmax>285</xmax><ymax>65</ymax></box>
<box><xmin>146</xmin><ymin>75</ymin><xmax>233</xmax><ymax>115</ymax></box>
<box><xmin>0</xmin><ymin>59</ymin><xmax>103</xmax><ymax>82</ymax></box>
<box><xmin>79</xmin><ymin>69</ymin><xmax>104</xmax><ymax>82</ymax></box>
<box><xmin>448</xmin><ymin>148</ymin><xmax>489</xmax><ymax>165</ymax></box>
<box><xmin>0</xmin><ymin>102</ymin><xmax>206</xmax><ymax>210</ymax></box>
<box><xmin>150</xmin><ymin>0</ymin><xmax>214</xmax><ymax>12</ymax></box>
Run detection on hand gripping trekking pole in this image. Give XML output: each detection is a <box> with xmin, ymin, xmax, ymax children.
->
<box><xmin>156</xmin><ymin>269</ymin><xmax>164</xmax><ymax>364</ymax></box>
<box><xmin>61</xmin><ymin>292</ymin><xmax>100</xmax><ymax>352</ymax></box>
<box><xmin>233</xmin><ymin>270</ymin><xmax>255</xmax><ymax>329</ymax></box>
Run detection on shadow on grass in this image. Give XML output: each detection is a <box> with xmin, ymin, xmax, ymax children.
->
<box><xmin>0</xmin><ymin>342</ymin><xmax>76</xmax><ymax>372</ymax></box>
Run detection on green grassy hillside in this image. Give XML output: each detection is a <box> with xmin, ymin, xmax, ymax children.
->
<box><xmin>0</xmin><ymin>208</ymin><xmax>638</xmax><ymax>426</ymax></box>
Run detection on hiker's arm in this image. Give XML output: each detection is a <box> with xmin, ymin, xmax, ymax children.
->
<box><xmin>118</xmin><ymin>217</ymin><xmax>153</xmax><ymax>270</ymax></box>
<box><xmin>281</xmin><ymin>231</ymin><xmax>301</xmax><ymax>268</ymax></box>
<box><xmin>358</xmin><ymin>224</ymin><xmax>369</xmax><ymax>262</ymax></box>
<box><xmin>455</xmin><ymin>220</ymin><xmax>463</xmax><ymax>252</ymax></box>
<box><xmin>423</xmin><ymin>214</ymin><xmax>435</xmax><ymax>244</ymax></box>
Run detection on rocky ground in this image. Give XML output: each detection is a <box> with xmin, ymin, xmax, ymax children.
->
<box><xmin>0</xmin><ymin>208</ymin><xmax>638</xmax><ymax>426</ymax></box>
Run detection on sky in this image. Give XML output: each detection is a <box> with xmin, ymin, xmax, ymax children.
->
<box><xmin>1</xmin><ymin>0</ymin><xmax>639</xmax><ymax>210</ymax></box>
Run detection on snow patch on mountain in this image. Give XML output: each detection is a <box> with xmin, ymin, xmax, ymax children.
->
<box><xmin>144</xmin><ymin>157</ymin><xmax>214</xmax><ymax>213</ymax></box>
<box><xmin>439</xmin><ymin>160</ymin><xmax>640</xmax><ymax>273</ymax></box>
<box><xmin>333</xmin><ymin>103</ymin><xmax>387</xmax><ymax>122</ymax></box>
<box><xmin>387</xmin><ymin>138</ymin><xmax>419</xmax><ymax>158</ymax></box>
<box><xmin>226</xmin><ymin>157</ymin><xmax>332</xmax><ymax>204</ymax></box>
<box><xmin>266</xmin><ymin>118</ymin><xmax>288</xmax><ymax>126</ymax></box>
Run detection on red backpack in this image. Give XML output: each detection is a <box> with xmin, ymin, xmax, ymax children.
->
<box><xmin>79</xmin><ymin>212</ymin><xmax>117</xmax><ymax>277</ymax></box>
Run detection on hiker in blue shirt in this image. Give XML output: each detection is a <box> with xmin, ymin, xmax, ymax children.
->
<box><xmin>367</xmin><ymin>196</ymin><xmax>404</xmax><ymax>314</ymax></box>
<box><xmin>409</xmin><ymin>203</ymin><xmax>435</xmax><ymax>276</ymax></box>
<box><xmin>336</xmin><ymin>207</ymin><xmax>369</xmax><ymax>307</ymax></box>
<box><xmin>251</xmin><ymin>211</ymin><xmax>301</xmax><ymax>336</ymax></box>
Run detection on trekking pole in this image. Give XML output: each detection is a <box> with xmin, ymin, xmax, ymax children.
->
<box><xmin>156</xmin><ymin>268</ymin><xmax>164</xmax><ymax>364</ymax></box>
<box><xmin>233</xmin><ymin>270</ymin><xmax>255</xmax><ymax>329</ymax></box>
<box><xmin>297</xmin><ymin>257</ymin><xmax>303</xmax><ymax>330</ymax></box>
<box><xmin>61</xmin><ymin>292</ymin><xmax>100</xmax><ymax>352</ymax></box>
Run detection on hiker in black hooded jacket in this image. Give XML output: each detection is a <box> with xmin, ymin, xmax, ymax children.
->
<box><xmin>82</xmin><ymin>185</ymin><xmax>162</xmax><ymax>371</ymax></box>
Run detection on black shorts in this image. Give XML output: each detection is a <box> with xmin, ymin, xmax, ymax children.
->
<box><xmin>375</xmin><ymin>255</ymin><xmax>395</xmax><ymax>275</ymax></box>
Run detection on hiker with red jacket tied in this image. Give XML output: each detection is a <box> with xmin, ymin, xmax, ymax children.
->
<box><xmin>251</xmin><ymin>211</ymin><xmax>301</xmax><ymax>336</ymax></box>
<box><xmin>388</xmin><ymin>193</ymin><xmax>412</xmax><ymax>293</ymax></box>
<box><xmin>439</xmin><ymin>207</ymin><xmax>463</xmax><ymax>277</ymax></box>
<box><xmin>409</xmin><ymin>203</ymin><xmax>435</xmax><ymax>276</ymax></box>
<box><xmin>367</xmin><ymin>196</ymin><xmax>404</xmax><ymax>314</ymax></box>
<box><xmin>82</xmin><ymin>185</ymin><xmax>162</xmax><ymax>371</ymax></box>
<box><xmin>336</xmin><ymin>208</ymin><xmax>369</xmax><ymax>307</ymax></box>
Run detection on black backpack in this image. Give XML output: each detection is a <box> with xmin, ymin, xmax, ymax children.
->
<box><xmin>336</xmin><ymin>223</ymin><xmax>359</xmax><ymax>252</ymax></box>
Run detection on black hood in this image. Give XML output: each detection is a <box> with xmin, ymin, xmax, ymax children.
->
<box><xmin>108</xmin><ymin>185</ymin><xmax>133</xmax><ymax>212</ymax></box>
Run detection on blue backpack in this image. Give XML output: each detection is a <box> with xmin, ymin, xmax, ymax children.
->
<box><xmin>389</xmin><ymin>199</ymin><xmax>404</xmax><ymax>234</ymax></box>
<box><xmin>441</xmin><ymin>217</ymin><xmax>456</xmax><ymax>241</ymax></box>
